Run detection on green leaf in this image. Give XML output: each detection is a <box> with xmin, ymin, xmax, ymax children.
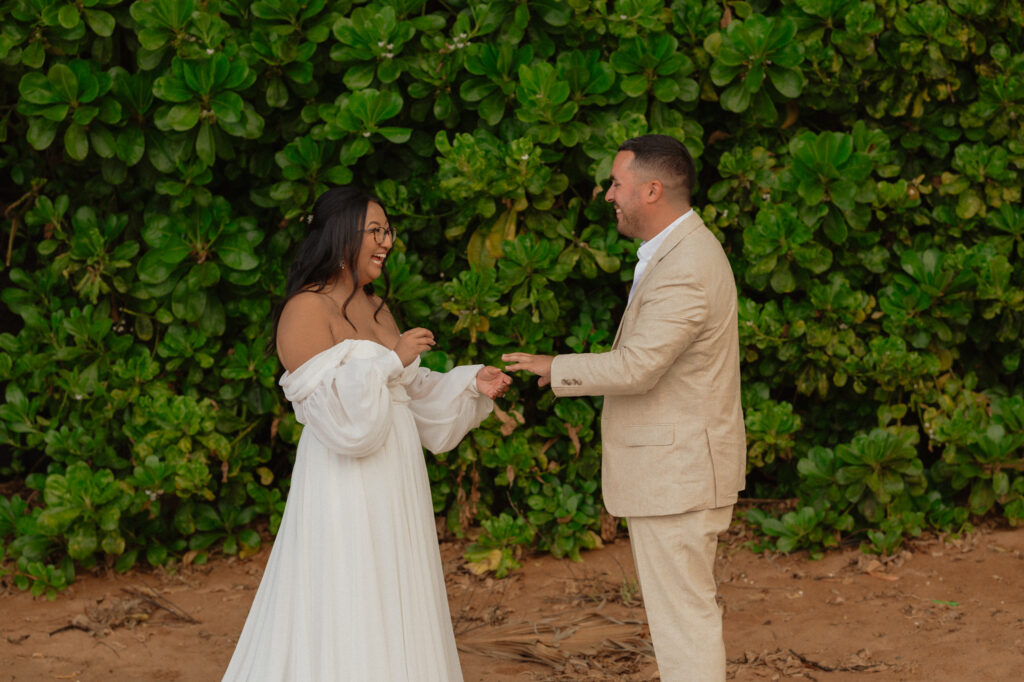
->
<box><xmin>146</xmin><ymin>545</ymin><xmax>168</xmax><ymax>567</ymax></box>
<box><xmin>266</xmin><ymin>78</ymin><xmax>288</xmax><ymax>108</ymax></box>
<box><xmin>460</xmin><ymin>78</ymin><xmax>495</xmax><ymax>103</ymax></box>
<box><xmin>195</xmin><ymin>121</ymin><xmax>215</xmax><ymax>165</ymax></box>
<box><xmin>84</xmin><ymin>9</ymin><xmax>116</xmax><ymax>37</ymax></box>
<box><xmin>64</xmin><ymin>122</ymin><xmax>89</xmax><ymax>161</ymax></box>
<box><xmin>210</xmin><ymin>91</ymin><xmax>243</xmax><ymax>123</ymax></box>
<box><xmin>822</xmin><ymin>208</ymin><xmax>848</xmax><ymax>244</ymax></box>
<box><xmin>172</xmin><ymin>277</ymin><xmax>207</xmax><ymax>321</ymax></box>
<box><xmin>68</xmin><ymin>526</ymin><xmax>98</xmax><ymax>560</ymax></box>
<box><xmin>116</xmin><ymin>549</ymin><xmax>139</xmax><ymax>572</ymax></box>
<box><xmin>89</xmin><ymin>125</ymin><xmax>116</xmax><ymax>158</ymax></box>
<box><xmin>993</xmin><ymin>471</ymin><xmax>1010</xmax><ymax>496</ymax></box>
<box><xmin>378</xmin><ymin>59</ymin><xmax>402</xmax><ymax>84</ymax></box>
<box><xmin>152</xmin><ymin>75</ymin><xmax>192</xmax><ymax>103</ymax></box>
<box><xmin>751</xmin><ymin>90</ymin><xmax>777</xmax><ymax>121</ymax></box>
<box><xmin>768</xmin><ymin>67</ymin><xmax>802</xmax><ymax>98</ymax></box>
<box><xmin>73</xmin><ymin>105</ymin><xmax>99</xmax><ymax>126</ymax></box>
<box><xmin>340</xmin><ymin>136</ymin><xmax>371</xmax><ymax>165</ymax></box>
<box><xmin>744</xmin><ymin>63</ymin><xmax>764</xmax><ymax>93</ymax></box>
<box><xmin>137</xmin><ymin>250</ymin><xmax>177</xmax><ymax>284</ymax></box>
<box><xmin>344</xmin><ymin>63</ymin><xmax>376</xmax><ymax>90</ymax></box>
<box><xmin>770</xmin><ymin>263</ymin><xmax>796</xmax><ymax>293</ymax></box>
<box><xmin>720</xmin><ymin>82</ymin><xmax>750</xmax><ymax>112</ymax></box>
<box><xmin>620</xmin><ymin>75</ymin><xmax>648</xmax><ymax>98</ymax></box>
<box><xmin>22</xmin><ymin>41</ymin><xmax>46</xmax><ymax>69</ymax></box>
<box><xmin>36</xmin><ymin>506</ymin><xmax>80</xmax><ymax>534</ymax></box>
<box><xmin>194</xmin><ymin>504</ymin><xmax>221</xmax><ymax>532</ymax></box>
<box><xmin>166</xmin><ymin>102</ymin><xmax>201</xmax><ymax>131</ymax></box>
<box><xmin>116</xmin><ymin>127</ymin><xmax>146</xmax><ymax>166</ymax></box>
<box><xmin>534</xmin><ymin>0</ymin><xmax>571</xmax><ymax>26</ymax></box>
<box><xmin>58</xmin><ymin>5</ymin><xmax>81</xmax><ymax>30</ymax></box>
<box><xmin>479</xmin><ymin>93</ymin><xmax>505</xmax><ymax>125</ymax></box>
<box><xmin>48</xmin><ymin>63</ymin><xmax>78</xmax><ymax>104</ymax></box>
<box><xmin>19</xmin><ymin>73</ymin><xmax>60</xmax><ymax>105</ymax></box>
<box><xmin>101</xmin><ymin>533</ymin><xmax>125</xmax><ymax>555</ymax></box>
<box><xmin>135</xmin><ymin>314</ymin><xmax>154</xmax><ymax>340</ymax></box>
<box><xmin>198</xmin><ymin>294</ymin><xmax>226</xmax><ymax>337</ymax></box>
<box><xmin>238</xmin><ymin>529</ymin><xmax>260</xmax><ymax>549</ymax></box>
<box><xmin>217</xmin><ymin>234</ymin><xmax>259</xmax><ymax>271</ymax></box>
<box><xmin>27</xmin><ymin>118</ymin><xmax>59</xmax><ymax>150</ymax></box>
<box><xmin>378</xmin><ymin>126</ymin><xmax>411</xmax><ymax>143</ymax></box>
<box><xmin>325</xmin><ymin>165</ymin><xmax>353</xmax><ymax>184</ymax></box>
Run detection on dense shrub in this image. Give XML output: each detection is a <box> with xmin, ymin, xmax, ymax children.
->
<box><xmin>2</xmin><ymin>0</ymin><xmax>1023</xmax><ymax>594</ymax></box>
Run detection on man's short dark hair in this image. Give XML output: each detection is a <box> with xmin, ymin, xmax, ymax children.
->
<box><xmin>618</xmin><ymin>134</ymin><xmax>695</xmax><ymax>201</ymax></box>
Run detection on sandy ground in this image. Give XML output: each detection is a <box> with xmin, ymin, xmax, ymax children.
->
<box><xmin>1</xmin><ymin>520</ymin><xmax>1022</xmax><ymax>681</ymax></box>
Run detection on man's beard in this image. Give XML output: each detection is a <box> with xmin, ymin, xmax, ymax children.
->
<box><xmin>616</xmin><ymin>206</ymin><xmax>642</xmax><ymax>239</ymax></box>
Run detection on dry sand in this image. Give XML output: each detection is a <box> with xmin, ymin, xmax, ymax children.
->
<box><xmin>2</xmin><ymin>521</ymin><xmax>1022</xmax><ymax>681</ymax></box>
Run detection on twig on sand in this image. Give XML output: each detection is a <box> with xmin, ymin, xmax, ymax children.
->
<box><xmin>48</xmin><ymin>583</ymin><xmax>201</xmax><ymax>638</ymax></box>
<box><xmin>729</xmin><ymin>647</ymin><xmax>898</xmax><ymax>677</ymax></box>
<box><xmin>786</xmin><ymin>647</ymin><xmax>896</xmax><ymax>673</ymax></box>
<box><xmin>457</xmin><ymin>610</ymin><xmax>653</xmax><ymax>665</ymax></box>
<box><xmin>121</xmin><ymin>584</ymin><xmax>201</xmax><ymax>625</ymax></box>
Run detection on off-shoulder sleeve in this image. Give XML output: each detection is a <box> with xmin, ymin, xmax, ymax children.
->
<box><xmin>282</xmin><ymin>347</ymin><xmax>405</xmax><ymax>458</ymax></box>
<box><xmin>404</xmin><ymin>364</ymin><xmax>493</xmax><ymax>454</ymax></box>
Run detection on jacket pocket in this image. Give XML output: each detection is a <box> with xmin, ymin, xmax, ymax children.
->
<box><xmin>622</xmin><ymin>424</ymin><xmax>674</xmax><ymax>447</ymax></box>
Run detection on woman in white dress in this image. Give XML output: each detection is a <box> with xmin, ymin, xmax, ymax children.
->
<box><xmin>222</xmin><ymin>186</ymin><xmax>511</xmax><ymax>681</ymax></box>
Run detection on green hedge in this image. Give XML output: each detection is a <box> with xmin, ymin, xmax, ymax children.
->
<box><xmin>2</xmin><ymin>0</ymin><xmax>1023</xmax><ymax>595</ymax></box>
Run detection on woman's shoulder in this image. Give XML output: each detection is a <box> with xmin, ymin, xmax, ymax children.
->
<box><xmin>285</xmin><ymin>287</ymin><xmax>334</xmax><ymax>311</ymax></box>
<box><xmin>277</xmin><ymin>292</ymin><xmax>338</xmax><ymax>372</ymax></box>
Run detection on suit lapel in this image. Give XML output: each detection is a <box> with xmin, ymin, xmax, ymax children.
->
<box><xmin>612</xmin><ymin>212</ymin><xmax>705</xmax><ymax>348</ymax></box>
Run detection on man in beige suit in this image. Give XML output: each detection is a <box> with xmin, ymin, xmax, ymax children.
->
<box><xmin>503</xmin><ymin>135</ymin><xmax>746</xmax><ymax>681</ymax></box>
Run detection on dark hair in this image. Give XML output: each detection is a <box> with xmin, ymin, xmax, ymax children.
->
<box><xmin>271</xmin><ymin>186</ymin><xmax>390</xmax><ymax>348</ymax></box>
<box><xmin>618</xmin><ymin>134</ymin><xmax>696</xmax><ymax>201</ymax></box>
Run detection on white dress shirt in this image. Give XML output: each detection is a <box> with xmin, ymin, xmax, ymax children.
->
<box><xmin>628</xmin><ymin>209</ymin><xmax>693</xmax><ymax>304</ymax></box>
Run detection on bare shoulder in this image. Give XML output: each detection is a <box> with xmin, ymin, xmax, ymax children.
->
<box><xmin>279</xmin><ymin>289</ymin><xmax>335</xmax><ymax>323</ymax></box>
<box><xmin>276</xmin><ymin>291</ymin><xmax>339</xmax><ymax>372</ymax></box>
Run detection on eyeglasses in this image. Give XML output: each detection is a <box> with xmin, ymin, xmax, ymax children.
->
<box><xmin>363</xmin><ymin>226</ymin><xmax>396</xmax><ymax>245</ymax></box>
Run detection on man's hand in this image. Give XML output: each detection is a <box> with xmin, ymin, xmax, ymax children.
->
<box><xmin>501</xmin><ymin>352</ymin><xmax>554</xmax><ymax>387</ymax></box>
<box><xmin>476</xmin><ymin>366</ymin><xmax>512</xmax><ymax>399</ymax></box>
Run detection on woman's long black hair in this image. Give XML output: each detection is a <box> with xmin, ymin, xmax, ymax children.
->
<box><xmin>271</xmin><ymin>186</ymin><xmax>391</xmax><ymax>350</ymax></box>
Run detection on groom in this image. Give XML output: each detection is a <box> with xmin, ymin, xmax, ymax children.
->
<box><xmin>503</xmin><ymin>134</ymin><xmax>746</xmax><ymax>681</ymax></box>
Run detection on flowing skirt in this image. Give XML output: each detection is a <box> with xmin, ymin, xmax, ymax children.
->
<box><xmin>222</xmin><ymin>402</ymin><xmax>463</xmax><ymax>681</ymax></box>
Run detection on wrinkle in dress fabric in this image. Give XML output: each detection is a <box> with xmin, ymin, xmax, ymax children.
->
<box><xmin>222</xmin><ymin>340</ymin><xmax>492</xmax><ymax>682</ymax></box>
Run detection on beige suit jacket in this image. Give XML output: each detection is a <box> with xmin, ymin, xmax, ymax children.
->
<box><xmin>551</xmin><ymin>212</ymin><xmax>746</xmax><ymax>518</ymax></box>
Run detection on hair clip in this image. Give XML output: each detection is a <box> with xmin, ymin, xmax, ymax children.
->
<box><xmin>305</xmin><ymin>213</ymin><xmax>314</xmax><ymax>224</ymax></box>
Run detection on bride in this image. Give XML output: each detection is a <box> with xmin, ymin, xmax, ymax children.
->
<box><xmin>222</xmin><ymin>186</ymin><xmax>511</xmax><ymax>681</ymax></box>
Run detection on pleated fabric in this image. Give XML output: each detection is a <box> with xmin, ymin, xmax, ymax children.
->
<box><xmin>222</xmin><ymin>340</ymin><xmax>492</xmax><ymax>682</ymax></box>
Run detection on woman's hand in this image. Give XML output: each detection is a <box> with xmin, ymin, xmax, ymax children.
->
<box><xmin>476</xmin><ymin>366</ymin><xmax>512</xmax><ymax>399</ymax></box>
<box><xmin>393</xmin><ymin>328</ymin><xmax>435</xmax><ymax>366</ymax></box>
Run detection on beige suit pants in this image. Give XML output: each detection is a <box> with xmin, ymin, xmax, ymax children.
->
<box><xmin>628</xmin><ymin>505</ymin><xmax>734</xmax><ymax>682</ymax></box>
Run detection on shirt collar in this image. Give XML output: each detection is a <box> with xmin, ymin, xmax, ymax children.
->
<box><xmin>636</xmin><ymin>209</ymin><xmax>693</xmax><ymax>263</ymax></box>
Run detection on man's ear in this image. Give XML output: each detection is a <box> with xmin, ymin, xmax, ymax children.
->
<box><xmin>645</xmin><ymin>180</ymin><xmax>663</xmax><ymax>203</ymax></box>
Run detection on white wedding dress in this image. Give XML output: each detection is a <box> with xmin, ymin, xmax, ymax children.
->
<box><xmin>222</xmin><ymin>340</ymin><xmax>492</xmax><ymax>682</ymax></box>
